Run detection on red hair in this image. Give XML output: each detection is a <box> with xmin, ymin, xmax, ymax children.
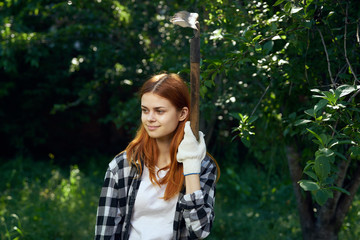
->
<box><xmin>125</xmin><ymin>73</ymin><xmax>190</xmax><ymax>200</ymax></box>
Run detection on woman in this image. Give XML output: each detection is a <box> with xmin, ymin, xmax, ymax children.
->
<box><xmin>95</xmin><ymin>73</ymin><xmax>218</xmax><ymax>240</ymax></box>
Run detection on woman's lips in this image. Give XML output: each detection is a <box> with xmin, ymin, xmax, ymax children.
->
<box><xmin>147</xmin><ymin>125</ymin><xmax>159</xmax><ymax>131</ymax></box>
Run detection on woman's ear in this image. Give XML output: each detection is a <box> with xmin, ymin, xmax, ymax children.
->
<box><xmin>179</xmin><ymin>107</ymin><xmax>189</xmax><ymax>121</ymax></box>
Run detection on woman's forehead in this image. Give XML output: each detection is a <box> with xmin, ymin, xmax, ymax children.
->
<box><xmin>141</xmin><ymin>93</ymin><xmax>173</xmax><ymax>108</ymax></box>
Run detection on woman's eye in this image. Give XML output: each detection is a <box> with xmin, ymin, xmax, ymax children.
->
<box><xmin>157</xmin><ymin>110</ymin><xmax>164</xmax><ymax>114</ymax></box>
<box><xmin>141</xmin><ymin>109</ymin><xmax>148</xmax><ymax>113</ymax></box>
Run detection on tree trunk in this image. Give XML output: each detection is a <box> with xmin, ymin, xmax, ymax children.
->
<box><xmin>286</xmin><ymin>146</ymin><xmax>360</xmax><ymax>240</ymax></box>
<box><xmin>309</xmin><ymin>226</ymin><xmax>338</xmax><ymax>240</ymax></box>
<box><xmin>286</xmin><ymin>145</ymin><xmax>315</xmax><ymax>239</ymax></box>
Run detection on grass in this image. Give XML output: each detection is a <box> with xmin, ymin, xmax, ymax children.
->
<box><xmin>0</xmin><ymin>156</ymin><xmax>102</xmax><ymax>240</ymax></box>
<box><xmin>1</xmin><ymin>156</ymin><xmax>359</xmax><ymax>239</ymax></box>
<box><xmin>209</xmin><ymin>164</ymin><xmax>302</xmax><ymax>240</ymax></box>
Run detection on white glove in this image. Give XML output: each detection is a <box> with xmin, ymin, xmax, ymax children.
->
<box><xmin>176</xmin><ymin>121</ymin><xmax>206</xmax><ymax>176</ymax></box>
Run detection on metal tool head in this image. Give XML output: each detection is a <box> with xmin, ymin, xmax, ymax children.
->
<box><xmin>170</xmin><ymin>11</ymin><xmax>199</xmax><ymax>31</ymax></box>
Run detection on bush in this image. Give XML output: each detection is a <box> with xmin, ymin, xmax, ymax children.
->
<box><xmin>0</xmin><ymin>157</ymin><xmax>101</xmax><ymax>240</ymax></box>
<box><xmin>209</xmin><ymin>163</ymin><xmax>302</xmax><ymax>240</ymax></box>
<box><xmin>1</xmin><ymin>156</ymin><xmax>359</xmax><ymax>239</ymax></box>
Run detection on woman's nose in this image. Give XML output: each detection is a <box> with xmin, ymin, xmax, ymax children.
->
<box><xmin>147</xmin><ymin>111</ymin><xmax>155</xmax><ymax>121</ymax></box>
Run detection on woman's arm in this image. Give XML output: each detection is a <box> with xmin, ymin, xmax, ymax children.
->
<box><xmin>180</xmin><ymin>156</ymin><xmax>217</xmax><ymax>239</ymax></box>
<box><xmin>95</xmin><ymin>163</ymin><xmax>124</xmax><ymax>240</ymax></box>
<box><xmin>95</xmin><ymin>168</ymin><xmax>119</xmax><ymax>240</ymax></box>
<box><xmin>185</xmin><ymin>174</ymin><xmax>201</xmax><ymax>194</ymax></box>
<box><xmin>177</xmin><ymin>122</ymin><xmax>217</xmax><ymax>238</ymax></box>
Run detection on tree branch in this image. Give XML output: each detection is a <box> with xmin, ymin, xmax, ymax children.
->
<box><xmin>304</xmin><ymin>29</ymin><xmax>310</xmax><ymax>86</ymax></box>
<box><xmin>317</xmin><ymin>27</ymin><xmax>336</xmax><ymax>88</ymax></box>
<box><xmin>333</xmin><ymin>158</ymin><xmax>351</xmax><ymax>204</ymax></box>
<box><xmin>334</xmin><ymin>161</ymin><xmax>360</xmax><ymax>232</ymax></box>
<box><xmin>357</xmin><ymin>18</ymin><xmax>360</xmax><ymax>45</ymax></box>
<box><xmin>348</xmin><ymin>88</ymin><xmax>360</xmax><ymax>103</ymax></box>
<box><xmin>250</xmin><ymin>83</ymin><xmax>270</xmax><ymax>117</ymax></box>
<box><xmin>343</xmin><ymin>3</ymin><xmax>359</xmax><ymax>84</ymax></box>
<box><xmin>334</xmin><ymin>64</ymin><xmax>348</xmax><ymax>83</ymax></box>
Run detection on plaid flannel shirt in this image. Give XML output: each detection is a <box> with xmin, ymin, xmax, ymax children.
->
<box><xmin>95</xmin><ymin>151</ymin><xmax>217</xmax><ymax>240</ymax></box>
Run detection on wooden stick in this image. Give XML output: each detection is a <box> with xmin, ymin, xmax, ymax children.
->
<box><xmin>190</xmin><ymin>23</ymin><xmax>200</xmax><ymax>141</ymax></box>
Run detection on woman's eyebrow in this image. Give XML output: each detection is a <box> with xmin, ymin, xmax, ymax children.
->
<box><xmin>141</xmin><ymin>105</ymin><xmax>166</xmax><ymax>109</ymax></box>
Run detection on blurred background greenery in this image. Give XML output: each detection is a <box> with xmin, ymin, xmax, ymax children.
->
<box><xmin>1</xmin><ymin>0</ymin><xmax>359</xmax><ymax>239</ymax></box>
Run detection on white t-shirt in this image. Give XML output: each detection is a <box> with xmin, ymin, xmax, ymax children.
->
<box><xmin>129</xmin><ymin>166</ymin><xmax>178</xmax><ymax>240</ymax></box>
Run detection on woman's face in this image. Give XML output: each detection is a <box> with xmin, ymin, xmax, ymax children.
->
<box><xmin>141</xmin><ymin>93</ymin><xmax>188</xmax><ymax>143</ymax></box>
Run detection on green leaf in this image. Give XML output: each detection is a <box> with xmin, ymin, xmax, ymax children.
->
<box><xmin>327</xmin><ymin>11</ymin><xmax>335</xmax><ymax>19</ymax></box>
<box><xmin>304</xmin><ymin>170</ymin><xmax>318</xmax><ymax>181</ymax></box>
<box><xmin>204</xmin><ymin>80</ymin><xmax>213</xmax><ymax>88</ymax></box>
<box><xmin>319</xmin><ymin>134</ymin><xmax>329</xmax><ymax>146</ymax></box>
<box><xmin>294</xmin><ymin>119</ymin><xmax>312</xmax><ymax>126</ymax></box>
<box><xmin>284</xmin><ymin>2</ymin><xmax>292</xmax><ymax>12</ymax></box>
<box><xmin>336</xmin><ymin>85</ymin><xmax>359</xmax><ymax>98</ymax></box>
<box><xmin>350</xmin><ymin>146</ymin><xmax>360</xmax><ymax>160</ymax></box>
<box><xmin>330</xmin><ymin>140</ymin><xmax>355</xmax><ymax>148</ymax></box>
<box><xmin>334</xmin><ymin>151</ymin><xmax>348</xmax><ymax>161</ymax></box>
<box><xmin>263</xmin><ymin>41</ymin><xmax>274</xmax><ymax>54</ymax></box>
<box><xmin>315</xmin><ymin>155</ymin><xmax>330</xmax><ymax>180</ymax></box>
<box><xmin>306</xmin><ymin>128</ymin><xmax>323</xmax><ymax>146</ymax></box>
<box><xmin>329</xmin><ymin>186</ymin><xmax>350</xmax><ymax>195</ymax></box>
<box><xmin>316</xmin><ymin>148</ymin><xmax>334</xmax><ymax>157</ymax></box>
<box><xmin>255</xmin><ymin>43</ymin><xmax>262</xmax><ymax>52</ymax></box>
<box><xmin>239</xmin><ymin>113</ymin><xmax>248</xmax><ymax>122</ymax></box>
<box><xmin>298</xmin><ymin>180</ymin><xmax>320</xmax><ymax>191</ymax></box>
<box><xmin>304</xmin><ymin>0</ymin><xmax>314</xmax><ymax>10</ymax></box>
<box><xmin>230</xmin><ymin>112</ymin><xmax>241</xmax><ymax>120</ymax></box>
<box><xmin>314</xmin><ymin>189</ymin><xmax>333</xmax><ymax>205</ymax></box>
<box><xmin>328</xmin><ymin>140</ymin><xmax>339</xmax><ymax>148</ymax></box>
<box><xmin>310</xmin><ymin>88</ymin><xmax>322</xmax><ymax>93</ymax></box>
<box><xmin>304</xmin><ymin>108</ymin><xmax>315</xmax><ymax>118</ymax></box>
<box><xmin>273</xmin><ymin>0</ymin><xmax>286</xmax><ymax>6</ymax></box>
<box><xmin>13</xmin><ymin>226</ymin><xmax>23</xmax><ymax>236</ymax></box>
<box><xmin>252</xmin><ymin>35</ymin><xmax>262</xmax><ymax>42</ymax></box>
<box><xmin>323</xmin><ymin>91</ymin><xmax>337</xmax><ymax>103</ymax></box>
<box><xmin>244</xmin><ymin>30</ymin><xmax>256</xmax><ymax>40</ymax></box>
<box><xmin>315</xmin><ymin>116</ymin><xmax>323</xmax><ymax>121</ymax></box>
<box><xmin>248</xmin><ymin>116</ymin><xmax>258</xmax><ymax>124</ymax></box>
<box><xmin>291</xmin><ymin>7</ymin><xmax>303</xmax><ymax>14</ymax></box>
<box><xmin>314</xmin><ymin>99</ymin><xmax>328</xmax><ymax>114</ymax></box>
<box><xmin>304</xmin><ymin>161</ymin><xmax>314</xmax><ymax>171</ymax></box>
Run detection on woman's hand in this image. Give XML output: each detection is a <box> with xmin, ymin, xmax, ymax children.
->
<box><xmin>176</xmin><ymin>121</ymin><xmax>206</xmax><ymax>176</ymax></box>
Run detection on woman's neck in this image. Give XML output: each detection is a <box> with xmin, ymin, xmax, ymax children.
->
<box><xmin>156</xmin><ymin>138</ymin><xmax>171</xmax><ymax>168</ymax></box>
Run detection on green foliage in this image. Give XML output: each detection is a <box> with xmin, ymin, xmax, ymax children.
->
<box><xmin>295</xmin><ymin>84</ymin><xmax>359</xmax><ymax>205</ymax></box>
<box><xmin>1</xmin><ymin>156</ymin><xmax>360</xmax><ymax>240</ymax></box>
<box><xmin>0</xmin><ymin>157</ymin><xmax>101</xmax><ymax>240</ymax></box>
<box><xmin>210</xmin><ymin>163</ymin><xmax>302</xmax><ymax>240</ymax></box>
<box><xmin>232</xmin><ymin>113</ymin><xmax>257</xmax><ymax>147</ymax></box>
<box><xmin>340</xmin><ymin>194</ymin><xmax>360</xmax><ymax>239</ymax></box>
<box><xmin>196</xmin><ymin>0</ymin><xmax>359</xmax><ymax>236</ymax></box>
<box><xmin>1</xmin><ymin>0</ymin><xmax>360</xmax><ymax>238</ymax></box>
<box><xmin>0</xmin><ymin>156</ymin><xmax>304</xmax><ymax>240</ymax></box>
<box><xmin>0</xmin><ymin>0</ymin><xmax>147</xmax><ymax>153</ymax></box>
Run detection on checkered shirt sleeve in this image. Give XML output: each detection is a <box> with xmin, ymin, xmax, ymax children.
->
<box><xmin>94</xmin><ymin>153</ymin><xmax>132</xmax><ymax>240</ymax></box>
<box><xmin>178</xmin><ymin>155</ymin><xmax>217</xmax><ymax>239</ymax></box>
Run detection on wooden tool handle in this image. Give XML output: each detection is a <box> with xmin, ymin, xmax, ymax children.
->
<box><xmin>190</xmin><ymin>23</ymin><xmax>200</xmax><ymax>141</ymax></box>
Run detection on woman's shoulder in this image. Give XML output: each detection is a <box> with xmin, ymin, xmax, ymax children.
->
<box><xmin>108</xmin><ymin>151</ymin><xmax>131</xmax><ymax>173</ymax></box>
